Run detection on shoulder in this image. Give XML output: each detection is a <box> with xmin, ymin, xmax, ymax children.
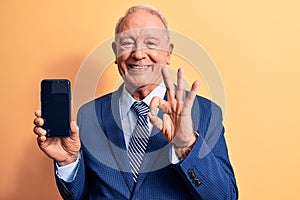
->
<box><xmin>78</xmin><ymin>84</ymin><xmax>124</xmax><ymax>112</ymax></box>
<box><xmin>81</xmin><ymin>93</ymin><xmax>113</xmax><ymax>108</ymax></box>
<box><xmin>194</xmin><ymin>95</ymin><xmax>222</xmax><ymax>115</ymax></box>
<box><xmin>78</xmin><ymin>93</ymin><xmax>113</xmax><ymax>112</ymax></box>
<box><xmin>76</xmin><ymin>93</ymin><xmax>114</xmax><ymax>128</ymax></box>
<box><xmin>191</xmin><ymin>95</ymin><xmax>223</xmax><ymax>133</ymax></box>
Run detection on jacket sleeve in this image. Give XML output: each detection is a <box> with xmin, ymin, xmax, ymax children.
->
<box><xmin>174</xmin><ymin>99</ymin><xmax>238</xmax><ymax>200</ymax></box>
<box><xmin>55</xmin><ymin>154</ymin><xmax>87</xmax><ymax>200</ymax></box>
<box><xmin>55</xmin><ymin>107</ymin><xmax>87</xmax><ymax>200</ymax></box>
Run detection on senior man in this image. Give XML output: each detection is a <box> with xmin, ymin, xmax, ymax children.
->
<box><xmin>34</xmin><ymin>5</ymin><xmax>238</xmax><ymax>200</ymax></box>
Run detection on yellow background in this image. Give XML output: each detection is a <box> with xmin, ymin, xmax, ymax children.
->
<box><xmin>1</xmin><ymin>0</ymin><xmax>300</xmax><ymax>199</ymax></box>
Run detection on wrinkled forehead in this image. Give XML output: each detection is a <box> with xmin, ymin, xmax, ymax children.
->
<box><xmin>115</xmin><ymin>27</ymin><xmax>169</xmax><ymax>42</ymax></box>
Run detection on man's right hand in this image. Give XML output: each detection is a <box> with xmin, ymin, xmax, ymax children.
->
<box><xmin>33</xmin><ymin>110</ymin><xmax>81</xmax><ymax>166</ymax></box>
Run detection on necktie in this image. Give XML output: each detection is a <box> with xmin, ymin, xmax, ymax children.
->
<box><xmin>128</xmin><ymin>101</ymin><xmax>150</xmax><ymax>182</ymax></box>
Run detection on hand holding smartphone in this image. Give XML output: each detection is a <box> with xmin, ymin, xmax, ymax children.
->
<box><xmin>41</xmin><ymin>79</ymin><xmax>71</xmax><ymax>138</ymax></box>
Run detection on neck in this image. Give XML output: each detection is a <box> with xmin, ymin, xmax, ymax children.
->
<box><xmin>126</xmin><ymin>83</ymin><xmax>158</xmax><ymax>101</ymax></box>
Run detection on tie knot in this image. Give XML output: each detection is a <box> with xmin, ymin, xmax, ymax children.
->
<box><xmin>131</xmin><ymin>101</ymin><xmax>149</xmax><ymax>116</ymax></box>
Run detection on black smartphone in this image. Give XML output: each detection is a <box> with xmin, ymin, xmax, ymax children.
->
<box><xmin>41</xmin><ymin>79</ymin><xmax>71</xmax><ymax>138</ymax></box>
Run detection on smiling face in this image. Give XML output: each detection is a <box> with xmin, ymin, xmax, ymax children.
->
<box><xmin>112</xmin><ymin>10</ymin><xmax>173</xmax><ymax>99</ymax></box>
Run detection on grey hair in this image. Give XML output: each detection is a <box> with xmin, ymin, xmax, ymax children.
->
<box><xmin>114</xmin><ymin>5</ymin><xmax>171</xmax><ymax>43</ymax></box>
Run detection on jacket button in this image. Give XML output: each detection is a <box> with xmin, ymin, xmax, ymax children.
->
<box><xmin>187</xmin><ymin>169</ymin><xmax>196</xmax><ymax>178</ymax></box>
<box><xmin>194</xmin><ymin>179</ymin><xmax>202</xmax><ymax>187</ymax></box>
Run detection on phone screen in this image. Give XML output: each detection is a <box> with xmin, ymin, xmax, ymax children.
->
<box><xmin>41</xmin><ymin>79</ymin><xmax>71</xmax><ymax>137</ymax></box>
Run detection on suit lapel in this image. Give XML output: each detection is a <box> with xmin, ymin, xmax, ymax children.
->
<box><xmin>101</xmin><ymin>87</ymin><xmax>135</xmax><ymax>192</ymax></box>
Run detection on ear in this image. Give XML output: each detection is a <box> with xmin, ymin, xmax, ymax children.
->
<box><xmin>112</xmin><ymin>42</ymin><xmax>117</xmax><ymax>64</ymax></box>
<box><xmin>166</xmin><ymin>43</ymin><xmax>174</xmax><ymax>65</ymax></box>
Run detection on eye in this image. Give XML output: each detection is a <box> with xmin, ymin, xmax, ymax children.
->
<box><xmin>145</xmin><ymin>39</ymin><xmax>159</xmax><ymax>49</ymax></box>
<box><xmin>119</xmin><ymin>38</ymin><xmax>135</xmax><ymax>49</ymax></box>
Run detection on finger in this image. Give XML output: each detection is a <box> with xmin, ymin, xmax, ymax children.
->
<box><xmin>161</xmin><ymin>114</ymin><xmax>173</xmax><ymax>141</ymax></box>
<box><xmin>34</xmin><ymin>109</ymin><xmax>42</xmax><ymax>118</ymax></box>
<box><xmin>33</xmin><ymin>126</ymin><xmax>47</xmax><ymax>136</ymax></box>
<box><xmin>149</xmin><ymin>96</ymin><xmax>171</xmax><ymax>114</ymax></box>
<box><xmin>70</xmin><ymin>121</ymin><xmax>79</xmax><ymax>137</ymax></box>
<box><xmin>148</xmin><ymin>111</ymin><xmax>163</xmax><ymax>131</ymax></box>
<box><xmin>33</xmin><ymin>117</ymin><xmax>44</xmax><ymax>126</ymax></box>
<box><xmin>34</xmin><ymin>110</ymin><xmax>44</xmax><ymax>127</ymax></box>
<box><xmin>161</xmin><ymin>66</ymin><xmax>175</xmax><ymax>100</ymax></box>
<box><xmin>184</xmin><ymin>80</ymin><xmax>200</xmax><ymax>109</ymax></box>
<box><xmin>149</xmin><ymin>96</ymin><xmax>166</xmax><ymax>131</ymax></box>
<box><xmin>37</xmin><ymin>135</ymin><xmax>47</xmax><ymax>143</ymax></box>
<box><xmin>176</xmin><ymin>67</ymin><xmax>186</xmax><ymax>103</ymax></box>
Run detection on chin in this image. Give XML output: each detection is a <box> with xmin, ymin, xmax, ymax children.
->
<box><xmin>132</xmin><ymin>80</ymin><xmax>149</xmax><ymax>88</ymax></box>
<box><xmin>124</xmin><ymin>73</ymin><xmax>161</xmax><ymax>88</ymax></box>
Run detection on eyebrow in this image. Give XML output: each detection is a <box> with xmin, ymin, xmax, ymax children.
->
<box><xmin>116</xmin><ymin>35</ymin><xmax>162</xmax><ymax>44</ymax></box>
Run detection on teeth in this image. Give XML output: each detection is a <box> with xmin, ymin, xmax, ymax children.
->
<box><xmin>131</xmin><ymin>65</ymin><xmax>150</xmax><ymax>69</ymax></box>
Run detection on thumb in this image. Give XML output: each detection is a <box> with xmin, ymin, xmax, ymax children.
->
<box><xmin>70</xmin><ymin>121</ymin><xmax>79</xmax><ymax>138</ymax></box>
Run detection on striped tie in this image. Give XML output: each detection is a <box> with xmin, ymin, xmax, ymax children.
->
<box><xmin>128</xmin><ymin>101</ymin><xmax>150</xmax><ymax>182</ymax></box>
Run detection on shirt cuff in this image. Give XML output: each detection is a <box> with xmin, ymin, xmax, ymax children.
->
<box><xmin>170</xmin><ymin>144</ymin><xmax>181</xmax><ymax>164</ymax></box>
<box><xmin>55</xmin><ymin>153</ymin><xmax>80</xmax><ymax>183</ymax></box>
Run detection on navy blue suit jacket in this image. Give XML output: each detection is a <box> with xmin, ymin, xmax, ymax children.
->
<box><xmin>55</xmin><ymin>86</ymin><xmax>238</xmax><ymax>199</ymax></box>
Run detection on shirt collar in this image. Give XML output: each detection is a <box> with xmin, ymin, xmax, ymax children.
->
<box><xmin>119</xmin><ymin>82</ymin><xmax>166</xmax><ymax>120</ymax></box>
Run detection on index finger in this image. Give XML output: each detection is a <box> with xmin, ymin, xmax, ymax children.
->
<box><xmin>34</xmin><ymin>109</ymin><xmax>41</xmax><ymax>118</ymax></box>
<box><xmin>34</xmin><ymin>110</ymin><xmax>44</xmax><ymax>126</ymax></box>
<box><xmin>162</xmin><ymin>66</ymin><xmax>175</xmax><ymax>100</ymax></box>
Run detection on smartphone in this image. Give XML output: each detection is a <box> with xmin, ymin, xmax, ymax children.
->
<box><xmin>41</xmin><ymin>79</ymin><xmax>71</xmax><ymax>137</ymax></box>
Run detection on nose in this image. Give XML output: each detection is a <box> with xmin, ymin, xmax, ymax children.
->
<box><xmin>131</xmin><ymin>47</ymin><xmax>147</xmax><ymax>60</ymax></box>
